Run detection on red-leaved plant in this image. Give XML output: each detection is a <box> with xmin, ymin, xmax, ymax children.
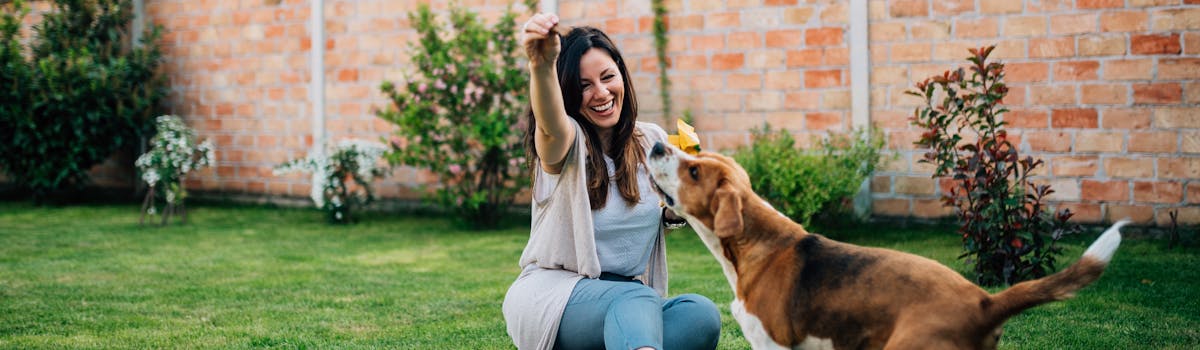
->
<box><xmin>907</xmin><ymin>45</ymin><xmax>1081</xmax><ymax>286</ymax></box>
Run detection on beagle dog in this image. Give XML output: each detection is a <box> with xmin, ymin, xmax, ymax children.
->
<box><xmin>646</xmin><ymin>142</ymin><xmax>1126</xmax><ymax>350</ymax></box>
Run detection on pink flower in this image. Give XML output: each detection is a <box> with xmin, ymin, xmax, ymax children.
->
<box><xmin>418</xmin><ymin>83</ymin><xmax>427</xmax><ymax>93</ymax></box>
<box><xmin>448</xmin><ymin>164</ymin><xmax>462</xmax><ymax>174</ymax></box>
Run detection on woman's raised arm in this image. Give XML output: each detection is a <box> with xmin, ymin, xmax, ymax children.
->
<box><xmin>522</xmin><ymin>13</ymin><xmax>574</xmax><ymax>173</ymax></box>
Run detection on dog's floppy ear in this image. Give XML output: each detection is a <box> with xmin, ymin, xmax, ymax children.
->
<box><xmin>711</xmin><ymin>180</ymin><xmax>743</xmax><ymax>238</ymax></box>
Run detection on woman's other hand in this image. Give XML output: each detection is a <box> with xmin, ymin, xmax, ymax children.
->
<box><xmin>522</xmin><ymin>13</ymin><xmax>561</xmax><ymax>67</ymax></box>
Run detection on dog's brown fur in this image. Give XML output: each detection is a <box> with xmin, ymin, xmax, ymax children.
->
<box><xmin>647</xmin><ymin>146</ymin><xmax>1123</xmax><ymax>350</ymax></box>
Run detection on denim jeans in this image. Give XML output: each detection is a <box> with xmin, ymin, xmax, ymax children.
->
<box><xmin>553</xmin><ymin>276</ymin><xmax>721</xmax><ymax>350</ymax></box>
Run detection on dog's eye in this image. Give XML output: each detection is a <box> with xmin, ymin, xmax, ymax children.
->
<box><xmin>688</xmin><ymin>166</ymin><xmax>699</xmax><ymax>180</ymax></box>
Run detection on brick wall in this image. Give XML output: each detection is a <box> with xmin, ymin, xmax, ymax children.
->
<box><xmin>13</xmin><ymin>0</ymin><xmax>1195</xmax><ymax>225</ymax></box>
<box><xmin>862</xmin><ymin>0</ymin><xmax>1199</xmax><ymax>226</ymax></box>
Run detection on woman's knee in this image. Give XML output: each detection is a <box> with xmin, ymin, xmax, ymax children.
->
<box><xmin>667</xmin><ymin>294</ymin><xmax>721</xmax><ymax>333</ymax></box>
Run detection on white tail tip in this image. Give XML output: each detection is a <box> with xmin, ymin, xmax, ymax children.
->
<box><xmin>1083</xmin><ymin>220</ymin><xmax>1128</xmax><ymax>263</ymax></box>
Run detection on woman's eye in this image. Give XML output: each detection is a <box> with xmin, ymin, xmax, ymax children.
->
<box><xmin>602</xmin><ymin>74</ymin><xmax>614</xmax><ymax>81</ymax></box>
<box><xmin>689</xmin><ymin>166</ymin><xmax>699</xmax><ymax>180</ymax></box>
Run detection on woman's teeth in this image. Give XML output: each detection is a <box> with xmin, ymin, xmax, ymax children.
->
<box><xmin>590</xmin><ymin>100</ymin><xmax>614</xmax><ymax>112</ymax></box>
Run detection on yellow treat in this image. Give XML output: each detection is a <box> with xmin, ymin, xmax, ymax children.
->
<box><xmin>667</xmin><ymin>119</ymin><xmax>701</xmax><ymax>155</ymax></box>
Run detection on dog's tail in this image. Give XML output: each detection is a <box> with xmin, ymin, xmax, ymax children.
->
<box><xmin>982</xmin><ymin>220</ymin><xmax>1127</xmax><ymax>325</ymax></box>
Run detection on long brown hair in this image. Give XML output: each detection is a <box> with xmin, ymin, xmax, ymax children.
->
<box><xmin>524</xmin><ymin>26</ymin><xmax>644</xmax><ymax>210</ymax></box>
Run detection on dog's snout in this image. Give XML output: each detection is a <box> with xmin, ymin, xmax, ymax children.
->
<box><xmin>651</xmin><ymin>142</ymin><xmax>667</xmax><ymax>158</ymax></box>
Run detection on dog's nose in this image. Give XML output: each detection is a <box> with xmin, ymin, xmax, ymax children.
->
<box><xmin>651</xmin><ymin>142</ymin><xmax>667</xmax><ymax>158</ymax></box>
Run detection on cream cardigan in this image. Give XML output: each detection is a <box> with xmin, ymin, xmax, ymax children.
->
<box><xmin>502</xmin><ymin>120</ymin><xmax>670</xmax><ymax>350</ymax></box>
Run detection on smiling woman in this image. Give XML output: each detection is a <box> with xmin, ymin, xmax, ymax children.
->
<box><xmin>506</xmin><ymin>14</ymin><xmax>721</xmax><ymax>350</ymax></box>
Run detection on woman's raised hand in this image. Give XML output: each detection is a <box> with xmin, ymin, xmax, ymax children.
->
<box><xmin>521</xmin><ymin>13</ymin><xmax>561</xmax><ymax>67</ymax></box>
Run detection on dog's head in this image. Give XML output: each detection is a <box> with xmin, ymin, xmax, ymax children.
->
<box><xmin>647</xmin><ymin>142</ymin><xmax>752</xmax><ymax>239</ymax></box>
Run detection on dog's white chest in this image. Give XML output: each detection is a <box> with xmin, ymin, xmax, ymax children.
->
<box><xmin>732</xmin><ymin>299</ymin><xmax>834</xmax><ymax>350</ymax></box>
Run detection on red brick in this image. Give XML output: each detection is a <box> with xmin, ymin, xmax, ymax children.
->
<box><xmin>1026</xmin><ymin>131</ymin><xmax>1073</xmax><ymax>152</ymax></box>
<box><xmin>690</xmin><ymin>34</ymin><xmax>725</xmax><ymax>51</ymax></box>
<box><xmin>785</xmin><ymin>91</ymin><xmax>820</xmax><ymax>109</ymax></box>
<box><xmin>890</xmin><ymin>0</ymin><xmax>929</xmax><ymax>17</ymax></box>
<box><xmin>728</xmin><ymin>74</ymin><xmax>762</xmax><ymax>90</ymax></box>
<box><xmin>786</xmin><ymin>49</ymin><xmax>822</xmax><ymax>67</ymax></box>
<box><xmin>872</xmin><ymin>22</ymin><xmax>908</xmax><ymax>42</ymax></box>
<box><xmin>1101</xmin><ymin>11</ymin><xmax>1148</xmax><ymax>32</ymax></box>
<box><xmin>1133</xmin><ymin>83</ymin><xmax>1183</xmax><ymax>104</ymax></box>
<box><xmin>1082</xmin><ymin>180</ymin><xmax>1129</xmax><ymax>201</ymax></box>
<box><xmin>1134</xmin><ymin>181</ymin><xmax>1183</xmax><ymax>204</ymax></box>
<box><xmin>805</xmin><ymin>112</ymin><xmax>844</xmax><ymax>130</ymax></box>
<box><xmin>913</xmin><ymin>199</ymin><xmax>954</xmax><ymax>218</ymax></box>
<box><xmin>1131</xmin><ymin>34</ymin><xmax>1182</xmax><ymax>55</ymax></box>
<box><xmin>954</xmin><ymin>18</ymin><xmax>997</xmax><ymax>38</ymax></box>
<box><xmin>765</xmin><ymin>29</ymin><xmax>804</xmax><ymax>48</ymax></box>
<box><xmin>1006</xmin><ymin>110</ymin><xmax>1050</xmax><ymax>128</ymax></box>
<box><xmin>1157</xmin><ymin>207</ymin><xmax>1200</xmax><ymax>226</ymax></box>
<box><xmin>1079</xmin><ymin>35</ymin><xmax>1127</xmax><ymax>56</ymax></box>
<box><xmin>1052</xmin><ymin>156</ymin><xmax>1099</xmax><ymax>176</ymax></box>
<box><xmin>1160</xmin><ymin>158</ymin><xmax>1200</xmax><ymax>179</ymax></box>
<box><xmin>1152</xmin><ymin>8</ymin><xmax>1200</xmax><ymax>31</ymax></box>
<box><xmin>1050</xmin><ymin>14</ymin><xmax>1098</xmax><ymax>35</ymax></box>
<box><xmin>1029</xmin><ymin>0</ymin><xmax>1074</xmax><ymax>12</ymax></box>
<box><xmin>1189</xmin><ymin>183</ymin><xmax>1200</xmax><ymax>204</ymax></box>
<box><xmin>711</xmin><ymin>53</ymin><xmax>744</xmax><ymax>70</ymax></box>
<box><xmin>1059</xmin><ymin>202</ymin><xmax>1103</xmax><ymax>223</ymax></box>
<box><xmin>1052</xmin><ymin>109</ymin><xmax>1099</xmax><ymax>128</ymax></box>
<box><xmin>888</xmin><ymin>43</ymin><xmax>931</xmax><ymax>62</ymax></box>
<box><xmin>1106</xmin><ymin>204</ymin><xmax>1155</xmax><ymax>224</ymax></box>
<box><xmin>1081</xmin><ymin>84</ymin><xmax>1128</xmax><ymax>105</ymax></box>
<box><xmin>1032</xmin><ymin>85</ymin><xmax>1077</xmax><ymax>105</ymax></box>
<box><xmin>894</xmin><ymin>176</ymin><xmax>937</xmax><ymax>195</ymax></box>
<box><xmin>1076</xmin><ymin>131</ymin><xmax>1124</xmax><ymax>153</ymax></box>
<box><xmin>1006</xmin><ymin>63</ymin><xmax>1050</xmax><ymax>83</ymax></box>
<box><xmin>1103</xmin><ymin>59</ymin><xmax>1154</xmax><ymax>81</ymax></box>
<box><xmin>1031</xmin><ymin>37</ymin><xmax>1076</xmax><ymax>58</ymax></box>
<box><xmin>1053</xmin><ymin>61</ymin><xmax>1100</xmax><ymax>81</ymax></box>
<box><xmin>805</xmin><ymin>69</ymin><xmax>843</xmax><ymax>88</ymax></box>
<box><xmin>910</xmin><ymin>20</ymin><xmax>951</xmax><ymax>40</ymax></box>
<box><xmin>1078</xmin><ymin>0</ymin><xmax>1124</xmax><ymax>8</ymax></box>
<box><xmin>872</xmin><ymin>198</ymin><xmax>911</xmax><ymax>217</ymax></box>
<box><xmin>806</xmin><ymin>27</ymin><xmax>843</xmax><ymax>46</ymax></box>
<box><xmin>1004</xmin><ymin>16</ymin><xmax>1046</xmax><ymax>37</ymax></box>
<box><xmin>1154</xmin><ymin>107</ymin><xmax>1200</xmax><ymax>128</ymax></box>
<box><xmin>1129</xmin><ymin>131</ymin><xmax>1178</xmax><ymax>153</ymax></box>
<box><xmin>1186</xmin><ymin>131</ymin><xmax>1200</xmax><ymax>154</ymax></box>
<box><xmin>1106</xmin><ymin>157</ymin><xmax>1156</xmax><ymax>178</ymax></box>
<box><xmin>728</xmin><ymin>32</ymin><xmax>762</xmax><ymax>50</ymax></box>
<box><xmin>1160</xmin><ymin>58</ymin><xmax>1200</xmax><ymax>80</ymax></box>
<box><xmin>765</xmin><ymin>71</ymin><xmax>803</xmax><ymax>90</ymax></box>
<box><xmin>981</xmin><ymin>0</ymin><xmax>1022</xmax><ymax>14</ymax></box>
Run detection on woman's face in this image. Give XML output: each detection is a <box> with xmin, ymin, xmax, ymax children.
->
<box><xmin>577</xmin><ymin>48</ymin><xmax>624</xmax><ymax>131</ymax></box>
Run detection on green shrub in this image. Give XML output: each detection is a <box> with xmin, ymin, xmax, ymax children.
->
<box><xmin>376</xmin><ymin>2</ymin><xmax>534</xmax><ymax>229</ymax></box>
<box><xmin>733</xmin><ymin>124</ymin><xmax>886</xmax><ymax>227</ymax></box>
<box><xmin>908</xmin><ymin>45</ymin><xmax>1079</xmax><ymax>286</ymax></box>
<box><xmin>0</xmin><ymin>0</ymin><xmax>166</xmax><ymax>202</ymax></box>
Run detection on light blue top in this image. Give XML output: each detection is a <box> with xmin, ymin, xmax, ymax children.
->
<box><xmin>592</xmin><ymin>156</ymin><xmax>662</xmax><ymax>277</ymax></box>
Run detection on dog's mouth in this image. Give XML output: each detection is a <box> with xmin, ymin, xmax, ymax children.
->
<box><xmin>650</xmin><ymin>177</ymin><xmax>675</xmax><ymax>207</ymax></box>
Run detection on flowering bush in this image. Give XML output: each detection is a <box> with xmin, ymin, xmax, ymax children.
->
<box><xmin>376</xmin><ymin>2</ymin><xmax>532</xmax><ymax>229</ymax></box>
<box><xmin>274</xmin><ymin>140</ymin><xmax>389</xmax><ymax>224</ymax></box>
<box><xmin>136</xmin><ymin>115</ymin><xmax>215</xmax><ymax>224</ymax></box>
<box><xmin>908</xmin><ymin>46</ymin><xmax>1079</xmax><ymax>286</ymax></box>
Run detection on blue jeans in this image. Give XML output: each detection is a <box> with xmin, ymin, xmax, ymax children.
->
<box><xmin>553</xmin><ymin>276</ymin><xmax>721</xmax><ymax>350</ymax></box>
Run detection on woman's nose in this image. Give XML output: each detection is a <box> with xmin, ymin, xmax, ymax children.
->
<box><xmin>593</xmin><ymin>86</ymin><xmax>610</xmax><ymax>99</ymax></box>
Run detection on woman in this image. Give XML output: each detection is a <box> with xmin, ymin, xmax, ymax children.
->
<box><xmin>501</xmin><ymin>13</ymin><xmax>722</xmax><ymax>350</ymax></box>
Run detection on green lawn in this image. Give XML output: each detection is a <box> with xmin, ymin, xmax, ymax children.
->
<box><xmin>1</xmin><ymin>202</ymin><xmax>1197</xmax><ymax>349</ymax></box>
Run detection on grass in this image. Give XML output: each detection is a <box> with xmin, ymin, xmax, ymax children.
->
<box><xmin>0</xmin><ymin>202</ymin><xmax>1197</xmax><ymax>349</ymax></box>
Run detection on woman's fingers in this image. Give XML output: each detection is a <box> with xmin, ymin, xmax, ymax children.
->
<box><xmin>521</xmin><ymin>13</ymin><xmax>561</xmax><ymax>64</ymax></box>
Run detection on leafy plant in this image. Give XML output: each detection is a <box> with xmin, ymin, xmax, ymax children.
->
<box><xmin>0</xmin><ymin>0</ymin><xmax>166</xmax><ymax>202</ymax></box>
<box><xmin>652</xmin><ymin>0</ymin><xmax>670</xmax><ymax>122</ymax></box>
<box><xmin>274</xmin><ymin>140</ymin><xmax>389</xmax><ymax>224</ymax></box>
<box><xmin>734</xmin><ymin>124</ymin><xmax>886</xmax><ymax>227</ymax></box>
<box><xmin>908</xmin><ymin>45</ymin><xmax>1080</xmax><ymax>286</ymax></box>
<box><xmin>135</xmin><ymin>115</ymin><xmax>215</xmax><ymax>225</ymax></box>
<box><xmin>377</xmin><ymin>2</ymin><xmax>533</xmax><ymax>229</ymax></box>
